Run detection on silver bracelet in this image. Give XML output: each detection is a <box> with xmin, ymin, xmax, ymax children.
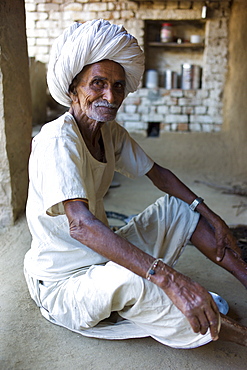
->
<box><xmin>146</xmin><ymin>258</ymin><xmax>163</xmax><ymax>281</ymax></box>
<box><xmin>189</xmin><ymin>197</ymin><xmax>204</xmax><ymax>211</ymax></box>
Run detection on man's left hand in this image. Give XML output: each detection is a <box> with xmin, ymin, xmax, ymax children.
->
<box><xmin>214</xmin><ymin>218</ymin><xmax>241</xmax><ymax>261</ymax></box>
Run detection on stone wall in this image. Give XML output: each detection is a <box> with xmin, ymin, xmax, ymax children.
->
<box><xmin>25</xmin><ymin>0</ymin><xmax>231</xmax><ymax>134</ymax></box>
<box><xmin>118</xmin><ymin>87</ymin><xmax>222</xmax><ymax>134</ymax></box>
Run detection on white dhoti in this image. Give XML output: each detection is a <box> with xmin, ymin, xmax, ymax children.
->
<box><xmin>24</xmin><ymin>195</ymin><xmax>215</xmax><ymax>349</ymax></box>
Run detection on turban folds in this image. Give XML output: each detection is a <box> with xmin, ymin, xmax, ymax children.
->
<box><xmin>47</xmin><ymin>19</ymin><xmax>144</xmax><ymax>107</ymax></box>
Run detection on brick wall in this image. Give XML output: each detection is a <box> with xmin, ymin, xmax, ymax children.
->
<box><xmin>25</xmin><ymin>0</ymin><xmax>144</xmax><ymax>63</ymax></box>
<box><xmin>25</xmin><ymin>0</ymin><xmax>231</xmax><ymax>134</ymax></box>
<box><xmin>118</xmin><ymin>87</ymin><xmax>222</xmax><ymax>133</ymax></box>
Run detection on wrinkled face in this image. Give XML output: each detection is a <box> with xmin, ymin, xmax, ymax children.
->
<box><xmin>69</xmin><ymin>60</ymin><xmax>126</xmax><ymax>122</ymax></box>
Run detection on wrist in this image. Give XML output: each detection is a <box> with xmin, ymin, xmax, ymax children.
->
<box><xmin>202</xmin><ymin>208</ymin><xmax>223</xmax><ymax>228</ymax></box>
<box><xmin>147</xmin><ymin>260</ymin><xmax>176</xmax><ymax>290</ymax></box>
<box><xmin>189</xmin><ymin>197</ymin><xmax>204</xmax><ymax>211</ymax></box>
<box><xmin>194</xmin><ymin>201</ymin><xmax>222</xmax><ymax>226</ymax></box>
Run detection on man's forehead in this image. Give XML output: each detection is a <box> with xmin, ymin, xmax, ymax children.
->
<box><xmin>82</xmin><ymin>60</ymin><xmax>125</xmax><ymax>79</ymax></box>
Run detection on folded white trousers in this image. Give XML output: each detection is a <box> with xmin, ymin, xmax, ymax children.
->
<box><xmin>25</xmin><ymin>195</ymin><xmax>217</xmax><ymax>349</ymax></box>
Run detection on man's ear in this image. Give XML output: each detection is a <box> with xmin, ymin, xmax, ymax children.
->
<box><xmin>69</xmin><ymin>90</ymin><xmax>79</xmax><ymax>103</ymax></box>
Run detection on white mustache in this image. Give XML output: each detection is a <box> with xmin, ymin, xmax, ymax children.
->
<box><xmin>93</xmin><ymin>101</ymin><xmax>119</xmax><ymax>109</ymax></box>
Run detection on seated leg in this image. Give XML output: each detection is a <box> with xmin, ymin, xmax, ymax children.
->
<box><xmin>219</xmin><ymin>314</ymin><xmax>247</xmax><ymax>347</ymax></box>
<box><xmin>190</xmin><ymin>216</ymin><xmax>247</xmax><ymax>288</ymax></box>
<box><xmin>190</xmin><ymin>217</ymin><xmax>247</xmax><ymax>346</ymax></box>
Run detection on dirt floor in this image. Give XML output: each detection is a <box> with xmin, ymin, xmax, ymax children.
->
<box><xmin>1</xmin><ymin>142</ymin><xmax>247</xmax><ymax>369</ymax></box>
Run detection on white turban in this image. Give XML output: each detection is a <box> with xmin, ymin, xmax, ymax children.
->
<box><xmin>47</xmin><ymin>19</ymin><xmax>144</xmax><ymax>107</ymax></box>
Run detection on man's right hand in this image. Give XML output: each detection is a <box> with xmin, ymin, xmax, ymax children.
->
<box><xmin>156</xmin><ymin>266</ymin><xmax>220</xmax><ymax>341</ymax></box>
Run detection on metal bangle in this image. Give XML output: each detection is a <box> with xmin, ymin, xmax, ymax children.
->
<box><xmin>189</xmin><ymin>197</ymin><xmax>204</xmax><ymax>211</ymax></box>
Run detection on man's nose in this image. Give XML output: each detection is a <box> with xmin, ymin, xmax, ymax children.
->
<box><xmin>103</xmin><ymin>86</ymin><xmax>115</xmax><ymax>103</ymax></box>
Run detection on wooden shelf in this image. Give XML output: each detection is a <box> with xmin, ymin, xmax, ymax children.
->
<box><xmin>148</xmin><ymin>42</ymin><xmax>204</xmax><ymax>48</ymax></box>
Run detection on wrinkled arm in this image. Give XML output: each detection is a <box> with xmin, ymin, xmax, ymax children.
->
<box><xmin>63</xmin><ymin>199</ymin><xmax>220</xmax><ymax>340</ymax></box>
<box><xmin>146</xmin><ymin>163</ymin><xmax>241</xmax><ymax>261</ymax></box>
<box><xmin>64</xmin><ymin>198</ymin><xmax>154</xmax><ymax>277</ymax></box>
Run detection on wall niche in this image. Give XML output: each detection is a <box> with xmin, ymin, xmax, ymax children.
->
<box><xmin>144</xmin><ymin>20</ymin><xmax>206</xmax><ymax>89</ymax></box>
<box><xmin>117</xmin><ymin>14</ymin><xmax>229</xmax><ymax>135</ymax></box>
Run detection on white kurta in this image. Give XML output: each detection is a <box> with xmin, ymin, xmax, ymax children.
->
<box><xmin>24</xmin><ymin>112</ymin><xmax>215</xmax><ymax>349</ymax></box>
<box><xmin>25</xmin><ymin>112</ymin><xmax>153</xmax><ymax>281</ymax></box>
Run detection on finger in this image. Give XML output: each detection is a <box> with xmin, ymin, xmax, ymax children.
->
<box><xmin>205</xmin><ymin>302</ymin><xmax>220</xmax><ymax>341</ymax></box>
<box><xmin>198</xmin><ymin>315</ymin><xmax>210</xmax><ymax>335</ymax></box>
<box><xmin>227</xmin><ymin>235</ymin><xmax>242</xmax><ymax>256</ymax></box>
<box><xmin>234</xmin><ymin>244</ymin><xmax>242</xmax><ymax>257</ymax></box>
<box><xmin>215</xmin><ymin>231</ymin><xmax>226</xmax><ymax>262</ymax></box>
<box><xmin>189</xmin><ymin>311</ymin><xmax>215</xmax><ymax>337</ymax></box>
<box><xmin>216</xmin><ymin>234</ymin><xmax>241</xmax><ymax>262</ymax></box>
<box><xmin>196</xmin><ymin>308</ymin><xmax>214</xmax><ymax>336</ymax></box>
<box><xmin>187</xmin><ymin>316</ymin><xmax>201</xmax><ymax>334</ymax></box>
<box><xmin>210</xmin><ymin>295</ymin><xmax>220</xmax><ymax>315</ymax></box>
<box><xmin>221</xmin><ymin>226</ymin><xmax>242</xmax><ymax>257</ymax></box>
<box><xmin>208</xmin><ymin>313</ymin><xmax>220</xmax><ymax>341</ymax></box>
<box><xmin>216</xmin><ymin>244</ymin><xmax>225</xmax><ymax>262</ymax></box>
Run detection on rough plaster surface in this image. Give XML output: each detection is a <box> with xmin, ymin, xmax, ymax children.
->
<box><xmin>29</xmin><ymin>58</ymin><xmax>47</xmax><ymax>126</ymax></box>
<box><xmin>0</xmin><ymin>65</ymin><xmax>13</xmax><ymax>226</ymax></box>
<box><xmin>223</xmin><ymin>0</ymin><xmax>247</xmax><ymax>176</ymax></box>
<box><xmin>0</xmin><ymin>0</ymin><xmax>32</xmax><ymax>226</ymax></box>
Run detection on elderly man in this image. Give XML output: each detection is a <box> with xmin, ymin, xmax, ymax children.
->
<box><xmin>24</xmin><ymin>20</ymin><xmax>247</xmax><ymax>349</ymax></box>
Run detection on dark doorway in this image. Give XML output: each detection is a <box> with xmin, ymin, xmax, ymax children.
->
<box><xmin>147</xmin><ymin>122</ymin><xmax>160</xmax><ymax>137</ymax></box>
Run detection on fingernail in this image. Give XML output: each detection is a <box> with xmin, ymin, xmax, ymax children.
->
<box><xmin>216</xmin><ymin>256</ymin><xmax>221</xmax><ymax>262</ymax></box>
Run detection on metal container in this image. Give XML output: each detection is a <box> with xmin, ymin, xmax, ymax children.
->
<box><xmin>181</xmin><ymin>64</ymin><xmax>201</xmax><ymax>90</ymax></box>
<box><xmin>145</xmin><ymin>69</ymin><xmax>158</xmax><ymax>88</ymax></box>
<box><xmin>164</xmin><ymin>70</ymin><xmax>178</xmax><ymax>89</ymax></box>
<box><xmin>181</xmin><ymin>63</ymin><xmax>192</xmax><ymax>90</ymax></box>
<box><xmin>191</xmin><ymin>65</ymin><xmax>201</xmax><ymax>89</ymax></box>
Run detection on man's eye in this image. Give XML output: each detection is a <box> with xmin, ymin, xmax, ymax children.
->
<box><xmin>92</xmin><ymin>80</ymin><xmax>104</xmax><ymax>88</ymax></box>
<box><xmin>114</xmin><ymin>82</ymin><xmax>125</xmax><ymax>90</ymax></box>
